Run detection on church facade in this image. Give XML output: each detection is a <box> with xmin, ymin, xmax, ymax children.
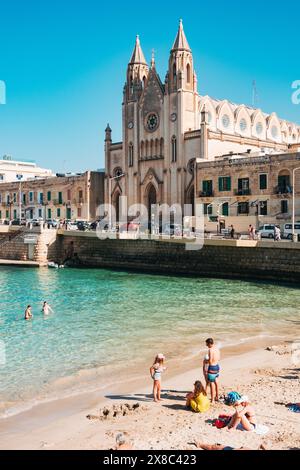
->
<box><xmin>104</xmin><ymin>21</ymin><xmax>300</xmax><ymax>222</ymax></box>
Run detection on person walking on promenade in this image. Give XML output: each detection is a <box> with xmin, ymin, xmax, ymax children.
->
<box><xmin>24</xmin><ymin>305</ymin><xmax>33</xmax><ymax>321</ymax></box>
<box><xmin>248</xmin><ymin>225</ymin><xmax>253</xmax><ymax>240</ymax></box>
<box><xmin>230</xmin><ymin>225</ymin><xmax>235</xmax><ymax>239</ymax></box>
<box><xmin>275</xmin><ymin>226</ymin><xmax>281</xmax><ymax>241</ymax></box>
<box><xmin>150</xmin><ymin>354</ymin><xmax>166</xmax><ymax>403</ymax></box>
<box><xmin>205</xmin><ymin>338</ymin><xmax>221</xmax><ymax>404</ymax></box>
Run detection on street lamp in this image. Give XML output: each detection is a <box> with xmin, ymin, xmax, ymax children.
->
<box><xmin>16</xmin><ymin>174</ymin><xmax>23</xmax><ymax>224</ymax></box>
<box><xmin>108</xmin><ymin>173</ymin><xmax>125</xmax><ymax>229</ymax></box>
<box><xmin>292</xmin><ymin>167</ymin><xmax>300</xmax><ymax>242</ymax></box>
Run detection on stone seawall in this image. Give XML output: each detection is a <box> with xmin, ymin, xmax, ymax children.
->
<box><xmin>52</xmin><ymin>232</ymin><xmax>300</xmax><ymax>283</ymax></box>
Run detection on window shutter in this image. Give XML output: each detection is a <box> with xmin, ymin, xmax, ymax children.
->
<box><xmin>218</xmin><ymin>178</ymin><xmax>222</xmax><ymax>192</ymax></box>
<box><xmin>227</xmin><ymin>177</ymin><xmax>231</xmax><ymax>191</ymax></box>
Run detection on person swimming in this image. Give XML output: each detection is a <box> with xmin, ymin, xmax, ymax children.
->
<box><xmin>42</xmin><ymin>301</ymin><xmax>53</xmax><ymax>316</ymax></box>
<box><xmin>24</xmin><ymin>305</ymin><xmax>33</xmax><ymax>321</ymax></box>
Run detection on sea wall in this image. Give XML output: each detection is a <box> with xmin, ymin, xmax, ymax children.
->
<box><xmin>0</xmin><ymin>232</ymin><xmax>28</xmax><ymax>261</ymax></box>
<box><xmin>51</xmin><ymin>231</ymin><xmax>300</xmax><ymax>283</ymax></box>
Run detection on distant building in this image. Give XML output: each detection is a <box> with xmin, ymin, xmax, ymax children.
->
<box><xmin>196</xmin><ymin>150</ymin><xmax>300</xmax><ymax>232</ymax></box>
<box><xmin>105</xmin><ymin>20</ymin><xmax>300</xmax><ymax>222</ymax></box>
<box><xmin>0</xmin><ymin>171</ymin><xmax>104</xmax><ymax>222</ymax></box>
<box><xmin>0</xmin><ymin>155</ymin><xmax>53</xmax><ymax>183</ymax></box>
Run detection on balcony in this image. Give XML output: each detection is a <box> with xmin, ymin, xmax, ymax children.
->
<box><xmin>72</xmin><ymin>198</ymin><xmax>84</xmax><ymax>205</ymax></box>
<box><xmin>199</xmin><ymin>190</ymin><xmax>214</xmax><ymax>198</ymax></box>
<box><xmin>234</xmin><ymin>189</ymin><xmax>251</xmax><ymax>196</ymax></box>
<box><xmin>1</xmin><ymin>202</ymin><xmax>16</xmax><ymax>207</ymax></box>
<box><xmin>52</xmin><ymin>199</ymin><xmax>63</xmax><ymax>205</ymax></box>
<box><xmin>274</xmin><ymin>185</ymin><xmax>293</xmax><ymax>195</ymax></box>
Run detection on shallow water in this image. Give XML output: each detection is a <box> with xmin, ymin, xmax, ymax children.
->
<box><xmin>0</xmin><ymin>267</ymin><xmax>299</xmax><ymax>415</ymax></box>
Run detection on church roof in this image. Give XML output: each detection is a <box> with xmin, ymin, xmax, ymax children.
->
<box><xmin>130</xmin><ymin>35</ymin><xmax>147</xmax><ymax>65</ymax></box>
<box><xmin>172</xmin><ymin>19</ymin><xmax>191</xmax><ymax>52</ymax></box>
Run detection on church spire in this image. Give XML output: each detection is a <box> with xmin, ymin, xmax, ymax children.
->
<box><xmin>130</xmin><ymin>35</ymin><xmax>147</xmax><ymax>65</ymax></box>
<box><xmin>151</xmin><ymin>49</ymin><xmax>156</xmax><ymax>69</ymax></box>
<box><xmin>126</xmin><ymin>36</ymin><xmax>149</xmax><ymax>102</ymax></box>
<box><xmin>172</xmin><ymin>19</ymin><xmax>191</xmax><ymax>52</ymax></box>
<box><xmin>168</xmin><ymin>20</ymin><xmax>195</xmax><ymax>94</ymax></box>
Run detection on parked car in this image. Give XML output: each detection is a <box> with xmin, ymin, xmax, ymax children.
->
<box><xmin>77</xmin><ymin>221</ymin><xmax>89</xmax><ymax>231</ymax></box>
<box><xmin>257</xmin><ymin>224</ymin><xmax>277</xmax><ymax>239</ymax></box>
<box><xmin>10</xmin><ymin>219</ymin><xmax>26</xmax><ymax>226</ymax></box>
<box><xmin>67</xmin><ymin>222</ymin><xmax>78</xmax><ymax>231</ymax></box>
<box><xmin>119</xmin><ymin>222</ymin><xmax>140</xmax><ymax>233</ymax></box>
<box><xmin>162</xmin><ymin>224</ymin><xmax>183</xmax><ymax>237</ymax></box>
<box><xmin>283</xmin><ymin>223</ymin><xmax>300</xmax><ymax>240</ymax></box>
<box><xmin>45</xmin><ymin>219</ymin><xmax>58</xmax><ymax>228</ymax></box>
<box><xmin>89</xmin><ymin>220</ymin><xmax>100</xmax><ymax>230</ymax></box>
<box><xmin>31</xmin><ymin>218</ymin><xmax>44</xmax><ymax>227</ymax></box>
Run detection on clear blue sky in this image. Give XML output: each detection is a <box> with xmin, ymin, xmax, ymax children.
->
<box><xmin>0</xmin><ymin>0</ymin><xmax>299</xmax><ymax>173</ymax></box>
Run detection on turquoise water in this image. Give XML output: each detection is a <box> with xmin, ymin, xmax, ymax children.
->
<box><xmin>0</xmin><ymin>267</ymin><xmax>299</xmax><ymax>415</ymax></box>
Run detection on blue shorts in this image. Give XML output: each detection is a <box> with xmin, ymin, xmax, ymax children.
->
<box><xmin>207</xmin><ymin>365</ymin><xmax>220</xmax><ymax>383</ymax></box>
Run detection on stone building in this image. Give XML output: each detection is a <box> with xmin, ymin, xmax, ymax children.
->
<box><xmin>0</xmin><ymin>171</ymin><xmax>104</xmax><ymax>222</ymax></box>
<box><xmin>105</xmin><ymin>20</ymin><xmax>300</xmax><ymax>223</ymax></box>
<box><xmin>0</xmin><ymin>155</ymin><xmax>53</xmax><ymax>183</ymax></box>
<box><xmin>197</xmin><ymin>150</ymin><xmax>300</xmax><ymax>232</ymax></box>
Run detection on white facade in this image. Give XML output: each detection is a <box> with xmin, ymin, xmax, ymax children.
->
<box><xmin>0</xmin><ymin>156</ymin><xmax>53</xmax><ymax>183</ymax></box>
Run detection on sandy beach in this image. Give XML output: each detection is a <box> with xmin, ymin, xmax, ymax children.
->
<box><xmin>0</xmin><ymin>340</ymin><xmax>299</xmax><ymax>450</ymax></box>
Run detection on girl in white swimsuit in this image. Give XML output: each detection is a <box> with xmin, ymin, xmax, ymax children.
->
<box><xmin>150</xmin><ymin>354</ymin><xmax>166</xmax><ymax>403</ymax></box>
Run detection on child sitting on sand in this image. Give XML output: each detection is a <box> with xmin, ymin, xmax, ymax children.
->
<box><xmin>186</xmin><ymin>381</ymin><xmax>210</xmax><ymax>413</ymax></box>
<box><xmin>225</xmin><ymin>392</ymin><xmax>257</xmax><ymax>431</ymax></box>
<box><xmin>150</xmin><ymin>354</ymin><xmax>166</xmax><ymax>403</ymax></box>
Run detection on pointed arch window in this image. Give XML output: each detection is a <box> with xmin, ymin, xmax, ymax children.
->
<box><xmin>171</xmin><ymin>136</ymin><xmax>177</xmax><ymax>163</ymax></box>
<box><xmin>173</xmin><ymin>63</ymin><xmax>177</xmax><ymax>85</ymax></box>
<box><xmin>141</xmin><ymin>141</ymin><xmax>144</xmax><ymax>159</ymax></box>
<box><xmin>129</xmin><ymin>75</ymin><xmax>134</xmax><ymax>95</ymax></box>
<box><xmin>187</xmin><ymin>64</ymin><xmax>191</xmax><ymax>84</ymax></box>
<box><xmin>128</xmin><ymin>143</ymin><xmax>134</xmax><ymax>167</ymax></box>
<box><xmin>160</xmin><ymin>138</ymin><xmax>164</xmax><ymax>157</ymax></box>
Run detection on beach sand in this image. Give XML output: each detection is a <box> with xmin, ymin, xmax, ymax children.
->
<box><xmin>0</xmin><ymin>342</ymin><xmax>299</xmax><ymax>450</ymax></box>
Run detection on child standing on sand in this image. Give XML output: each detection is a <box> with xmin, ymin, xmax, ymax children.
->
<box><xmin>150</xmin><ymin>354</ymin><xmax>166</xmax><ymax>403</ymax></box>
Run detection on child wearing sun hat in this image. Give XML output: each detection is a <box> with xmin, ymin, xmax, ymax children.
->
<box><xmin>150</xmin><ymin>354</ymin><xmax>167</xmax><ymax>403</ymax></box>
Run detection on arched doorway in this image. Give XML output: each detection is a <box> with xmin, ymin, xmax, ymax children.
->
<box><xmin>146</xmin><ymin>184</ymin><xmax>157</xmax><ymax>228</ymax></box>
<box><xmin>112</xmin><ymin>191</ymin><xmax>121</xmax><ymax>226</ymax></box>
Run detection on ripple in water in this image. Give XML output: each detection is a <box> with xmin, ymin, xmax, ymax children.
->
<box><xmin>0</xmin><ymin>267</ymin><xmax>299</xmax><ymax>412</ymax></box>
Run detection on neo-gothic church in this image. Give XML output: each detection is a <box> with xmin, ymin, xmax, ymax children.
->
<box><xmin>105</xmin><ymin>21</ymin><xmax>300</xmax><ymax>221</ymax></box>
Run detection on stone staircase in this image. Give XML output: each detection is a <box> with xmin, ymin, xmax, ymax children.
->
<box><xmin>0</xmin><ymin>228</ymin><xmax>58</xmax><ymax>265</ymax></box>
<box><xmin>33</xmin><ymin>230</ymin><xmax>58</xmax><ymax>265</ymax></box>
